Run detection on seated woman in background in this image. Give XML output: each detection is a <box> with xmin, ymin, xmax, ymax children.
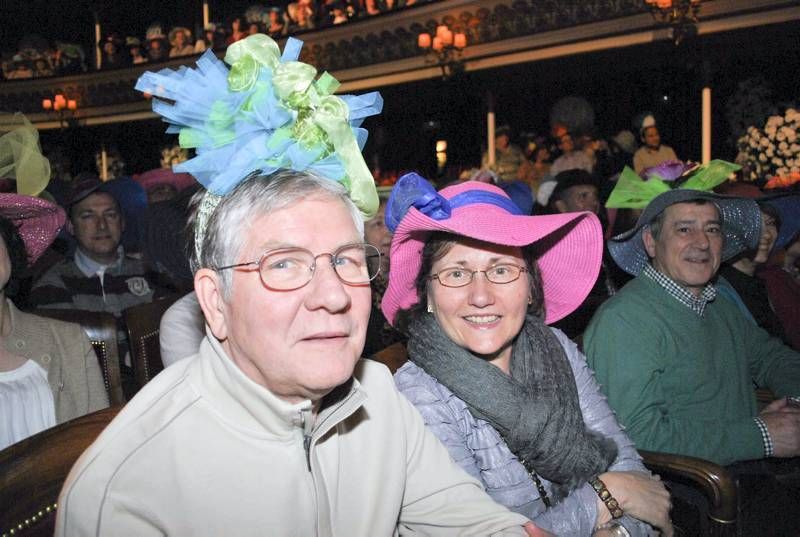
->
<box><xmin>381</xmin><ymin>174</ymin><xmax>671</xmax><ymax>537</ymax></box>
<box><xmin>0</xmin><ymin>194</ymin><xmax>108</xmax><ymax>451</ymax></box>
<box><xmin>716</xmin><ymin>183</ymin><xmax>799</xmax><ymax>348</ymax></box>
<box><xmin>719</xmin><ymin>200</ymin><xmax>787</xmax><ymax>341</ymax></box>
<box><xmin>760</xmin><ymin>227</ymin><xmax>800</xmax><ymax>350</ymax></box>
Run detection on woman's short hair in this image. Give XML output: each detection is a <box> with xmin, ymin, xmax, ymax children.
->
<box><xmin>396</xmin><ymin>231</ymin><xmax>545</xmax><ymax>332</ymax></box>
<box><xmin>193</xmin><ymin>170</ymin><xmax>364</xmax><ymax>298</ymax></box>
<box><xmin>0</xmin><ymin>215</ymin><xmax>29</xmax><ymax>297</ymax></box>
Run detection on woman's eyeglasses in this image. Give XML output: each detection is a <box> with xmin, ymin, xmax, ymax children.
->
<box><xmin>429</xmin><ymin>264</ymin><xmax>528</xmax><ymax>288</ymax></box>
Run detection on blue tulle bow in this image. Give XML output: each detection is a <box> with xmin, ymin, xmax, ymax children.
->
<box><xmin>385</xmin><ymin>173</ymin><xmax>451</xmax><ymax>232</ymax></box>
<box><xmin>385</xmin><ymin>173</ymin><xmax>525</xmax><ymax>232</ymax></box>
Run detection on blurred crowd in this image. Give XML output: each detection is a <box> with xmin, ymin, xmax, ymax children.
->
<box><xmin>1</xmin><ymin>0</ymin><xmax>434</xmax><ymax>80</ymax></box>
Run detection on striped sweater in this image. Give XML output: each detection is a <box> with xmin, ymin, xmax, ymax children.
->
<box><xmin>29</xmin><ymin>255</ymin><xmax>159</xmax><ymax>317</ymax></box>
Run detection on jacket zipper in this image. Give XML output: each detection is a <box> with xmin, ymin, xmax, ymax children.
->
<box><xmin>303</xmin><ymin>434</ymin><xmax>312</xmax><ymax>472</ymax></box>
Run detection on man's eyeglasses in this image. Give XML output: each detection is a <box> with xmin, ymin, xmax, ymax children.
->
<box><xmin>429</xmin><ymin>264</ymin><xmax>528</xmax><ymax>288</ymax></box>
<box><xmin>214</xmin><ymin>243</ymin><xmax>381</xmax><ymax>291</ymax></box>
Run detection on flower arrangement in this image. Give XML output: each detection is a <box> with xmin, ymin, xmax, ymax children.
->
<box><xmin>736</xmin><ymin>107</ymin><xmax>799</xmax><ymax>183</ymax></box>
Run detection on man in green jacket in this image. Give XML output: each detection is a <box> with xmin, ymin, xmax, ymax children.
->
<box><xmin>585</xmin><ymin>188</ymin><xmax>800</xmax><ymax>466</ymax></box>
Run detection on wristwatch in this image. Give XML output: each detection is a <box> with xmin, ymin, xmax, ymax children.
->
<box><xmin>593</xmin><ymin>522</ymin><xmax>631</xmax><ymax>537</ymax></box>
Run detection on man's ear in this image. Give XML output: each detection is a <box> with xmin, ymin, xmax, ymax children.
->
<box><xmin>195</xmin><ymin>268</ymin><xmax>228</xmax><ymax>341</ymax></box>
<box><xmin>553</xmin><ymin>199</ymin><xmax>567</xmax><ymax>214</ymax></box>
<box><xmin>642</xmin><ymin>226</ymin><xmax>657</xmax><ymax>259</ymax></box>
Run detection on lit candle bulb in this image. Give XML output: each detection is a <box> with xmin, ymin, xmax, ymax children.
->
<box><xmin>454</xmin><ymin>33</ymin><xmax>467</xmax><ymax>49</ymax></box>
<box><xmin>67</xmin><ymin>100</ymin><xmax>77</xmax><ymax>110</ymax></box>
<box><xmin>436</xmin><ymin>25</ymin><xmax>448</xmax><ymax>38</ymax></box>
<box><xmin>432</xmin><ymin>37</ymin><xmax>443</xmax><ymax>51</ymax></box>
<box><xmin>656</xmin><ymin>0</ymin><xmax>672</xmax><ymax>8</ymax></box>
<box><xmin>42</xmin><ymin>99</ymin><xmax>52</xmax><ymax>110</ymax></box>
<box><xmin>418</xmin><ymin>33</ymin><xmax>431</xmax><ymax>48</ymax></box>
<box><xmin>441</xmin><ymin>30</ymin><xmax>453</xmax><ymax>46</ymax></box>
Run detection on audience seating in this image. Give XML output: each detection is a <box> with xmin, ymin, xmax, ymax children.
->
<box><xmin>0</xmin><ymin>406</ymin><xmax>122</xmax><ymax>536</ymax></box>
<box><xmin>639</xmin><ymin>450</ymin><xmax>738</xmax><ymax>537</ymax></box>
<box><xmin>124</xmin><ymin>294</ymin><xmax>181</xmax><ymax>390</ymax></box>
<box><xmin>369</xmin><ymin>342</ymin><xmax>741</xmax><ymax>536</ymax></box>
<box><xmin>35</xmin><ymin>309</ymin><xmax>125</xmax><ymax>406</ymax></box>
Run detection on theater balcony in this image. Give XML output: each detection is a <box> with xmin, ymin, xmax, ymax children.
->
<box><xmin>0</xmin><ymin>0</ymin><xmax>796</xmax><ymax>132</ymax></box>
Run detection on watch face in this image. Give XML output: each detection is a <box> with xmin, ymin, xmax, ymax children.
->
<box><xmin>610</xmin><ymin>524</ymin><xmax>631</xmax><ymax>537</ymax></box>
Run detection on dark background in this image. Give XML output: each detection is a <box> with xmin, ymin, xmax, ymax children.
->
<box><xmin>3</xmin><ymin>2</ymin><xmax>797</xmax><ymax>180</ymax></box>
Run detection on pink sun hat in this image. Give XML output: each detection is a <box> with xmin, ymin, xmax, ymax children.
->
<box><xmin>380</xmin><ymin>173</ymin><xmax>603</xmax><ymax>326</ymax></box>
<box><xmin>132</xmin><ymin>168</ymin><xmax>196</xmax><ymax>194</ymax></box>
<box><xmin>0</xmin><ymin>193</ymin><xmax>66</xmax><ymax>264</ymax></box>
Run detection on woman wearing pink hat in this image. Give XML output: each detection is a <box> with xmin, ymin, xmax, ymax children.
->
<box><xmin>0</xmin><ymin>194</ymin><xmax>108</xmax><ymax>451</ymax></box>
<box><xmin>383</xmin><ymin>173</ymin><xmax>672</xmax><ymax>537</ymax></box>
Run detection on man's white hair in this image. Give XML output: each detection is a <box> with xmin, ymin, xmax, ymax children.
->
<box><xmin>191</xmin><ymin>170</ymin><xmax>364</xmax><ymax>298</ymax></box>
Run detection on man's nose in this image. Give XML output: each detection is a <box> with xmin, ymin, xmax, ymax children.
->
<box><xmin>305</xmin><ymin>257</ymin><xmax>351</xmax><ymax>313</ymax></box>
<box><xmin>693</xmin><ymin>230</ymin><xmax>711</xmax><ymax>249</ymax></box>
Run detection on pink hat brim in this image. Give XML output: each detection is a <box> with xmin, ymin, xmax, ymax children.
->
<box><xmin>381</xmin><ymin>185</ymin><xmax>602</xmax><ymax>326</ymax></box>
<box><xmin>133</xmin><ymin>168</ymin><xmax>196</xmax><ymax>193</ymax></box>
<box><xmin>0</xmin><ymin>193</ymin><xmax>65</xmax><ymax>264</ymax></box>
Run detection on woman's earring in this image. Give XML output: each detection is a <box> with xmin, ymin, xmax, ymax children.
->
<box><xmin>426</xmin><ymin>303</ymin><xmax>434</xmax><ymax>313</ymax></box>
<box><xmin>528</xmin><ymin>296</ymin><xmax>533</xmax><ymax>305</ymax></box>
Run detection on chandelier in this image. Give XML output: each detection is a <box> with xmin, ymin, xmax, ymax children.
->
<box><xmin>645</xmin><ymin>0</ymin><xmax>703</xmax><ymax>45</ymax></box>
<box><xmin>418</xmin><ymin>24</ymin><xmax>467</xmax><ymax>79</ymax></box>
<box><xmin>42</xmin><ymin>94</ymin><xmax>79</xmax><ymax>129</ymax></box>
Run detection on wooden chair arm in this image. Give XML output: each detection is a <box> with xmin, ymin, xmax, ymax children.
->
<box><xmin>639</xmin><ymin>449</ymin><xmax>738</xmax><ymax>525</ymax></box>
<box><xmin>0</xmin><ymin>406</ymin><xmax>122</xmax><ymax>535</ymax></box>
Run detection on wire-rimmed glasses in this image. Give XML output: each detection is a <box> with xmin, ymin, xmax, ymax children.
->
<box><xmin>429</xmin><ymin>264</ymin><xmax>528</xmax><ymax>288</ymax></box>
<box><xmin>214</xmin><ymin>242</ymin><xmax>381</xmax><ymax>291</ymax></box>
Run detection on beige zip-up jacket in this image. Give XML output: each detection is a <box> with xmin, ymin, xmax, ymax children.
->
<box><xmin>56</xmin><ymin>335</ymin><xmax>530</xmax><ymax>536</ymax></box>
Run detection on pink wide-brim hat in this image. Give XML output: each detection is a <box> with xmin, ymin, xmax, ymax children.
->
<box><xmin>0</xmin><ymin>193</ymin><xmax>65</xmax><ymax>264</ymax></box>
<box><xmin>381</xmin><ymin>175</ymin><xmax>603</xmax><ymax>326</ymax></box>
<box><xmin>132</xmin><ymin>168</ymin><xmax>196</xmax><ymax>194</ymax></box>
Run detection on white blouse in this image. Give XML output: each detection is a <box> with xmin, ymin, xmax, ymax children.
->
<box><xmin>0</xmin><ymin>359</ymin><xmax>56</xmax><ymax>450</ymax></box>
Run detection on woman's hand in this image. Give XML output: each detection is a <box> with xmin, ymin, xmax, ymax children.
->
<box><xmin>595</xmin><ymin>471</ymin><xmax>673</xmax><ymax>536</ymax></box>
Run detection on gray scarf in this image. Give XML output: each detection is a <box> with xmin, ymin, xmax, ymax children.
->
<box><xmin>408</xmin><ymin>313</ymin><xmax>617</xmax><ymax>499</ymax></box>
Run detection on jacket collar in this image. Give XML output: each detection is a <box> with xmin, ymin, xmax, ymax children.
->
<box><xmin>194</xmin><ymin>334</ymin><xmax>366</xmax><ymax>438</ymax></box>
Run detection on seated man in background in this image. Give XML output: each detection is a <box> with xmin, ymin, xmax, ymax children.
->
<box><xmin>632</xmin><ymin>114</ymin><xmax>678</xmax><ymax>174</ymax></box>
<box><xmin>585</xmin><ymin>175</ymin><xmax>800</xmax><ymax>531</ymax></box>
<box><xmin>29</xmin><ymin>175</ymin><xmax>160</xmax><ymax>317</ymax></box>
<box><xmin>57</xmin><ymin>170</ymin><xmax>545</xmax><ymax>536</ymax></box>
<box><xmin>586</xmin><ymin>184</ymin><xmax>800</xmax><ymax>465</ymax></box>
<box><xmin>545</xmin><ymin>169</ymin><xmax>624</xmax><ymax>336</ymax></box>
<box><xmin>29</xmin><ymin>175</ymin><xmax>163</xmax><ymax>397</ymax></box>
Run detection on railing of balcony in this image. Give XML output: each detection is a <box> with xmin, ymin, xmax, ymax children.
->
<box><xmin>1</xmin><ymin>0</ymin><xmax>796</xmax><ymax>131</ymax></box>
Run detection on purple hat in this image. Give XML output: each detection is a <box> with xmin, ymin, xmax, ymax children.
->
<box><xmin>381</xmin><ymin>173</ymin><xmax>603</xmax><ymax>326</ymax></box>
<box><xmin>0</xmin><ymin>193</ymin><xmax>65</xmax><ymax>263</ymax></box>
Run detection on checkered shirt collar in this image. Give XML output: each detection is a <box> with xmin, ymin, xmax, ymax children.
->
<box><xmin>642</xmin><ymin>263</ymin><xmax>717</xmax><ymax>316</ymax></box>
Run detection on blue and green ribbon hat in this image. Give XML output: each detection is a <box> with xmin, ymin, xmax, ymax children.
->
<box><xmin>134</xmin><ymin>33</ymin><xmax>383</xmax><ymax>220</ymax></box>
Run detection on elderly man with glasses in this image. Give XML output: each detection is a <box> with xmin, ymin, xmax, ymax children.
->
<box><xmin>56</xmin><ymin>171</ymin><xmax>546</xmax><ymax>536</ymax></box>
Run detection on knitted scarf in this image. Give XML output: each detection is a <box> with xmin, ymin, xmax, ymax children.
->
<box><xmin>408</xmin><ymin>313</ymin><xmax>617</xmax><ymax>499</ymax></box>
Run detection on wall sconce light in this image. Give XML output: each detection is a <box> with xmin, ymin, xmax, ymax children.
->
<box><xmin>645</xmin><ymin>0</ymin><xmax>703</xmax><ymax>45</ymax></box>
<box><xmin>418</xmin><ymin>24</ymin><xmax>467</xmax><ymax>79</ymax></box>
